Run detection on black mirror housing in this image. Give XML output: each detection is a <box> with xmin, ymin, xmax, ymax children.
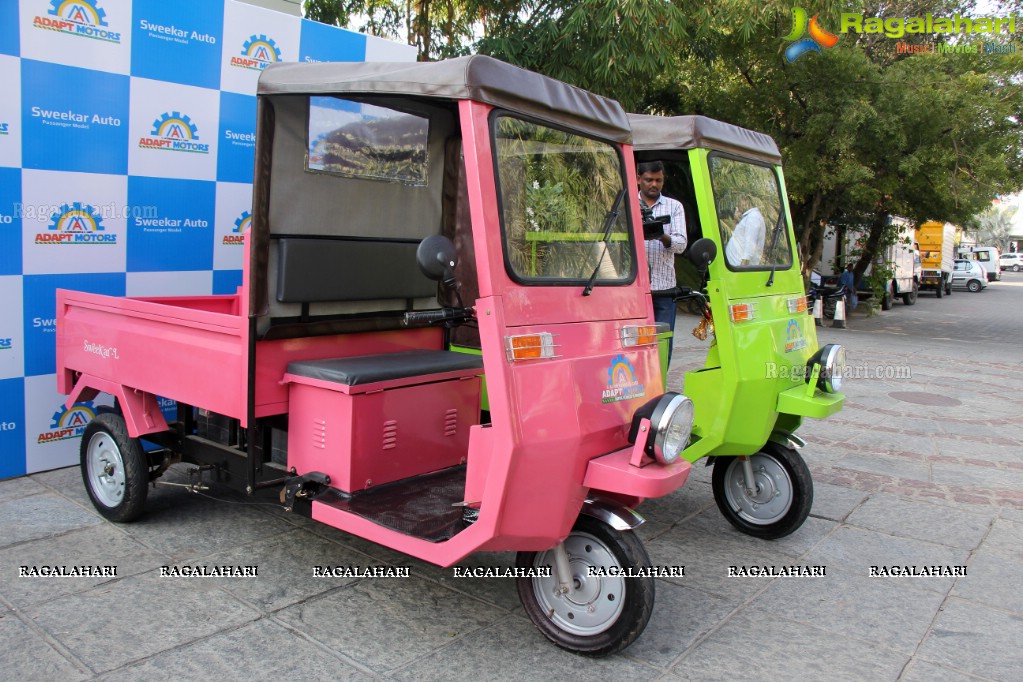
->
<box><xmin>416</xmin><ymin>235</ymin><xmax>458</xmax><ymax>283</ymax></box>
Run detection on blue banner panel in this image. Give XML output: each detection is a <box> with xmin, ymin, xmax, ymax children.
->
<box><xmin>22</xmin><ymin>272</ymin><xmax>126</xmax><ymax>377</ymax></box>
<box><xmin>217</xmin><ymin>91</ymin><xmax>256</xmax><ymax>183</ymax></box>
<box><xmin>213</xmin><ymin>269</ymin><xmax>243</xmax><ymax>295</ymax></box>
<box><xmin>131</xmin><ymin>0</ymin><xmax>225</xmax><ymax>90</ymax></box>
<box><xmin>21</xmin><ymin>59</ymin><xmax>129</xmax><ymax>175</ymax></box>
<box><xmin>126</xmin><ymin>176</ymin><xmax>216</xmax><ymax>272</ymax></box>
<box><xmin>0</xmin><ymin>1</ymin><xmax>19</xmax><ymax>57</ymax></box>
<box><xmin>0</xmin><ymin>378</ymin><xmax>26</xmax><ymax>479</ymax></box>
<box><xmin>299</xmin><ymin>18</ymin><xmax>366</xmax><ymax>63</ymax></box>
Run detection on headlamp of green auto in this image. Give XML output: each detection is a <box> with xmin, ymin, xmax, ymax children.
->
<box><xmin>628</xmin><ymin>392</ymin><xmax>695</xmax><ymax>464</ymax></box>
<box><xmin>805</xmin><ymin>343</ymin><xmax>846</xmax><ymax>393</ymax></box>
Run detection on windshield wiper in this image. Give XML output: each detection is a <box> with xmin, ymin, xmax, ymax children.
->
<box><xmin>583</xmin><ymin>188</ymin><xmax>626</xmax><ymax>296</ymax></box>
<box><xmin>765</xmin><ymin>212</ymin><xmax>787</xmax><ymax>287</ymax></box>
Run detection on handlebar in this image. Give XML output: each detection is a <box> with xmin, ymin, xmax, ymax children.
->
<box><xmin>672</xmin><ymin>287</ymin><xmax>708</xmax><ymax>306</ymax></box>
<box><xmin>403</xmin><ymin>307</ymin><xmax>474</xmax><ymax>326</ymax></box>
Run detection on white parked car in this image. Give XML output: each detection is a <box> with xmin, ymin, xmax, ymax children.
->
<box><xmin>1000</xmin><ymin>252</ymin><xmax>1022</xmax><ymax>272</ymax></box>
<box><xmin>951</xmin><ymin>259</ymin><xmax>988</xmax><ymax>292</ymax></box>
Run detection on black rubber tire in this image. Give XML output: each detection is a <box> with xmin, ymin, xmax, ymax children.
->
<box><xmin>968</xmin><ymin>279</ymin><xmax>981</xmax><ymax>292</ymax></box>
<box><xmin>711</xmin><ymin>443</ymin><xmax>813</xmax><ymax>540</ymax></box>
<box><xmin>516</xmin><ymin>515</ymin><xmax>655</xmax><ymax>657</ymax></box>
<box><xmin>936</xmin><ymin>284</ymin><xmax>944</xmax><ymax>299</ymax></box>
<box><xmin>880</xmin><ymin>288</ymin><xmax>893</xmax><ymax>311</ymax></box>
<box><xmin>1014</xmin><ymin>265</ymin><xmax>1020</xmax><ymax>272</ymax></box>
<box><xmin>80</xmin><ymin>412</ymin><xmax>149</xmax><ymax>522</ymax></box>
<box><xmin>902</xmin><ymin>282</ymin><xmax>918</xmax><ymax>305</ymax></box>
<box><xmin>945</xmin><ymin>278</ymin><xmax>952</xmax><ymax>295</ymax></box>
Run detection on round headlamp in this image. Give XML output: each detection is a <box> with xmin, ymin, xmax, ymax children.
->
<box><xmin>628</xmin><ymin>392</ymin><xmax>695</xmax><ymax>464</ymax></box>
<box><xmin>806</xmin><ymin>343</ymin><xmax>846</xmax><ymax>393</ymax></box>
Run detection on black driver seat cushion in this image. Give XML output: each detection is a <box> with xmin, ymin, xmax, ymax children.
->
<box><xmin>286</xmin><ymin>350</ymin><xmax>483</xmax><ymax>387</ymax></box>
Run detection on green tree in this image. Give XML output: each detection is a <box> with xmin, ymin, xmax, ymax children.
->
<box><xmin>303</xmin><ymin>0</ymin><xmax>475</xmax><ymax>60</ymax></box>
<box><xmin>641</xmin><ymin>0</ymin><xmax>1023</xmax><ymax>281</ymax></box>
<box><xmin>469</xmin><ymin>0</ymin><xmax>701</xmax><ymax>109</ymax></box>
<box><xmin>972</xmin><ymin>204</ymin><xmax>1019</xmax><ymax>251</ymax></box>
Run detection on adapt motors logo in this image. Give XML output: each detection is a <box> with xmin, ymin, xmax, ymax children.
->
<box><xmin>38</xmin><ymin>401</ymin><xmax>96</xmax><ymax>444</ymax></box>
<box><xmin>139</xmin><ymin>112</ymin><xmax>210</xmax><ymax>154</ymax></box>
<box><xmin>603</xmin><ymin>354</ymin><xmax>646</xmax><ymax>404</ymax></box>
<box><xmin>36</xmin><ymin>202</ymin><xmax>117</xmax><ymax>245</ymax></box>
<box><xmin>231</xmin><ymin>34</ymin><xmax>282</xmax><ymax>71</ymax></box>
<box><xmin>34</xmin><ymin>0</ymin><xmax>121</xmax><ymax>44</ymax></box>
<box><xmin>784</xmin><ymin>318</ymin><xmax>807</xmax><ymax>352</ymax></box>
<box><xmin>224</xmin><ymin>210</ymin><xmax>250</xmax><ymax>245</ymax></box>
<box><xmin>783</xmin><ymin>8</ymin><xmax>839</xmax><ymax>62</ymax></box>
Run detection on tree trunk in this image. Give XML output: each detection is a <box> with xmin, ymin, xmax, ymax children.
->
<box><xmin>853</xmin><ymin>211</ymin><xmax>889</xmax><ymax>281</ymax></box>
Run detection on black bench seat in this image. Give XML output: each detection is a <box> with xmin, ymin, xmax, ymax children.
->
<box><xmin>286</xmin><ymin>350</ymin><xmax>483</xmax><ymax>388</ymax></box>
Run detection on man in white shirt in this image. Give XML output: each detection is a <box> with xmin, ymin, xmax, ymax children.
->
<box><xmin>637</xmin><ymin>161</ymin><xmax>687</xmax><ymax>364</ymax></box>
<box><xmin>724</xmin><ymin>198</ymin><xmax>766</xmax><ymax>267</ymax></box>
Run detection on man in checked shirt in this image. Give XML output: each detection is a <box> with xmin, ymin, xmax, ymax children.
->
<box><xmin>637</xmin><ymin>160</ymin><xmax>687</xmax><ymax>365</ymax></box>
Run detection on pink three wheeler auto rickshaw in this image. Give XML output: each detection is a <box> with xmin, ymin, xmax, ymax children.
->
<box><xmin>57</xmin><ymin>56</ymin><xmax>698</xmax><ymax>655</ymax></box>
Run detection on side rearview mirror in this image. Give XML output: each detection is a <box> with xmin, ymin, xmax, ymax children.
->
<box><xmin>416</xmin><ymin>234</ymin><xmax>458</xmax><ymax>286</ymax></box>
<box><xmin>688</xmin><ymin>238</ymin><xmax>717</xmax><ymax>270</ymax></box>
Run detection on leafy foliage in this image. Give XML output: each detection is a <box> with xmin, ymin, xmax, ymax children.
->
<box><xmin>305</xmin><ymin>0</ymin><xmax>1023</xmax><ymax>277</ymax></box>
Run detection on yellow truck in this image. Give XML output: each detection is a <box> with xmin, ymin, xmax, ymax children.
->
<box><xmin>916</xmin><ymin>221</ymin><xmax>955</xmax><ymax>298</ymax></box>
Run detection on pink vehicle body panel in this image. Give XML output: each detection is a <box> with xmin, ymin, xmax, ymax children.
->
<box><xmin>56</xmin><ymin>98</ymin><xmax>691</xmax><ymax>567</ymax></box>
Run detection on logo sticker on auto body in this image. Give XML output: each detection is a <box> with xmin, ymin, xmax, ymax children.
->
<box><xmin>602</xmin><ymin>354</ymin><xmax>645</xmax><ymax>404</ymax></box>
<box><xmin>784</xmin><ymin>318</ymin><xmax>807</xmax><ymax>352</ymax></box>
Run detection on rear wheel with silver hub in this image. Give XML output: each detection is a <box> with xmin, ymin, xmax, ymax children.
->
<box><xmin>81</xmin><ymin>412</ymin><xmax>148</xmax><ymax>522</ymax></box>
<box><xmin>712</xmin><ymin>443</ymin><xmax>812</xmax><ymax>539</ymax></box>
<box><xmin>516</xmin><ymin>515</ymin><xmax>654</xmax><ymax>656</ymax></box>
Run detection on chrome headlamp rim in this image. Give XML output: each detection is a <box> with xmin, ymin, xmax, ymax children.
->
<box><xmin>651</xmin><ymin>393</ymin><xmax>694</xmax><ymax>464</ymax></box>
<box><xmin>811</xmin><ymin>343</ymin><xmax>845</xmax><ymax>393</ymax></box>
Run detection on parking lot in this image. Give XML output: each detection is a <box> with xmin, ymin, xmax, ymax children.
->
<box><xmin>2</xmin><ymin>273</ymin><xmax>1022</xmax><ymax>681</ymax></box>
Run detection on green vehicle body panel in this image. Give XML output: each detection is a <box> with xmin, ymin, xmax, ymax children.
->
<box><xmin>678</xmin><ymin>148</ymin><xmax>843</xmax><ymax>463</ymax></box>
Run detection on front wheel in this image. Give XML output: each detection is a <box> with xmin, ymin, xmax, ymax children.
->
<box><xmin>81</xmin><ymin>412</ymin><xmax>149</xmax><ymax>522</ymax></box>
<box><xmin>712</xmin><ymin>443</ymin><xmax>813</xmax><ymax>540</ymax></box>
<box><xmin>902</xmin><ymin>282</ymin><xmax>918</xmax><ymax>305</ymax></box>
<box><xmin>516</xmin><ymin>515</ymin><xmax>654</xmax><ymax>657</ymax></box>
<box><xmin>1013</xmin><ymin>265</ymin><xmax>1020</xmax><ymax>272</ymax></box>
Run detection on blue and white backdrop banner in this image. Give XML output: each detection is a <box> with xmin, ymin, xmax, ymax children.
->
<box><xmin>0</xmin><ymin>0</ymin><xmax>415</xmax><ymax>479</ymax></box>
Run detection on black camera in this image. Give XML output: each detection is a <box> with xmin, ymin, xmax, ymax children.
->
<box><xmin>641</xmin><ymin>206</ymin><xmax>670</xmax><ymax>240</ymax></box>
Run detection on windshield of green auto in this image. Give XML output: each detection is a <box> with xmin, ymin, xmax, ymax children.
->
<box><xmin>493</xmin><ymin>116</ymin><xmax>634</xmax><ymax>283</ymax></box>
<box><xmin>710</xmin><ymin>156</ymin><xmax>791</xmax><ymax>270</ymax></box>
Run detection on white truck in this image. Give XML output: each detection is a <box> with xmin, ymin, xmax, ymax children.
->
<box><xmin>820</xmin><ymin>218</ymin><xmax>922</xmax><ymax>309</ymax></box>
<box><xmin>958</xmin><ymin>245</ymin><xmax>1001</xmax><ymax>282</ymax></box>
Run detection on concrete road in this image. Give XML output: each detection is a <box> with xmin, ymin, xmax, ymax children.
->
<box><xmin>1</xmin><ymin>273</ymin><xmax>1021</xmax><ymax>680</ymax></box>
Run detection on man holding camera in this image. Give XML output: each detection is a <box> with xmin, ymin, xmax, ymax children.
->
<box><xmin>637</xmin><ymin>160</ymin><xmax>687</xmax><ymax>363</ymax></box>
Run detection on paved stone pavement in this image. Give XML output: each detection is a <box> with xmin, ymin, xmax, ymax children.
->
<box><xmin>2</xmin><ymin>272</ymin><xmax>1021</xmax><ymax>680</ymax></box>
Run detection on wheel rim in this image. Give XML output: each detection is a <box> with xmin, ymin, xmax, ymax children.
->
<box><xmin>86</xmin><ymin>431</ymin><xmax>126</xmax><ymax>508</ymax></box>
<box><xmin>529</xmin><ymin>531</ymin><xmax>626</xmax><ymax>636</ymax></box>
<box><xmin>723</xmin><ymin>454</ymin><xmax>793</xmax><ymax>525</ymax></box>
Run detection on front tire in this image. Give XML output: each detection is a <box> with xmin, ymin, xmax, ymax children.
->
<box><xmin>902</xmin><ymin>282</ymin><xmax>918</xmax><ymax>305</ymax></box>
<box><xmin>516</xmin><ymin>516</ymin><xmax>654</xmax><ymax>657</ymax></box>
<box><xmin>712</xmin><ymin>443</ymin><xmax>813</xmax><ymax>540</ymax></box>
<box><xmin>81</xmin><ymin>413</ymin><xmax>148</xmax><ymax>522</ymax></box>
<box><xmin>880</xmin><ymin>286</ymin><xmax>893</xmax><ymax>310</ymax></box>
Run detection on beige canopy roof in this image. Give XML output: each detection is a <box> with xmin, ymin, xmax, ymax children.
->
<box><xmin>628</xmin><ymin>114</ymin><xmax>782</xmax><ymax>164</ymax></box>
<box><xmin>258</xmin><ymin>55</ymin><xmax>631</xmax><ymax>144</ymax></box>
